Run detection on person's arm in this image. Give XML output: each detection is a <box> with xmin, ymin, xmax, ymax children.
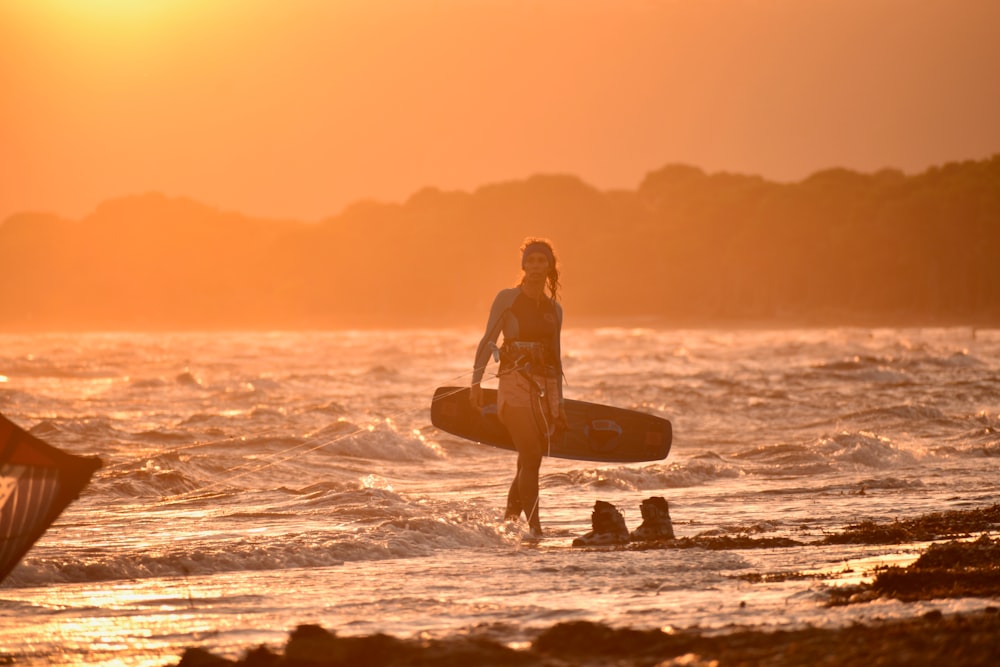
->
<box><xmin>472</xmin><ymin>291</ymin><xmax>512</xmax><ymax>385</ymax></box>
<box><xmin>470</xmin><ymin>290</ymin><xmax>514</xmax><ymax>409</ymax></box>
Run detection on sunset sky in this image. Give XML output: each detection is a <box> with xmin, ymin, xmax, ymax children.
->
<box><xmin>2</xmin><ymin>0</ymin><xmax>998</xmax><ymax>223</ymax></box>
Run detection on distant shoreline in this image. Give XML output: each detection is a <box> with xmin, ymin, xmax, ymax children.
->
<box><xmin>3</xmin><ymin>155</ymin><xmax>998</xmax><ymax>332</ymax></box>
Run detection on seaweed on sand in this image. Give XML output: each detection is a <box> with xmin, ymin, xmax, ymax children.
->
<box><xmin>818</xmin><ymin>504</ymin><xmax>1000</xmax><ymax>545</ymax></box>
<box><xmin>628</xmin><ymin>534</ymin><xmax>804</xmax><ymax>551</ymax></box>
<box><xmin>829</xmin><ymin>535</ymin><xmax>1000</xmax><ymax>605</ymax></box>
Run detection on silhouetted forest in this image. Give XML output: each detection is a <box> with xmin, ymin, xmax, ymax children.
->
<box><xmin>2</xmin><ymin>155</ymin><xmax>998</xmax><ymax>330</ymax></box>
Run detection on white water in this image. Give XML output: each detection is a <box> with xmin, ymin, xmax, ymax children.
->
<box><xmin>1</xmin><ymin>328</ymin><xmax>998</xmax><ymax>665</ymax></box>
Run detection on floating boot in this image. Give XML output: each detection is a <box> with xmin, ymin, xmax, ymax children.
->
<box><xmin>629</xmin><ymin>496</ymin><xmax>675</xmax><ymax>542</ymax></box>
<box><xmin>572</xmin><ymin>500</ymin><xmax>629</xmax><ymax>546</ymax></box>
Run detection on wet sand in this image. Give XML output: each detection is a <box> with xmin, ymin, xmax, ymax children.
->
<box><xmin>175</xmin><ymin>505</ymin><xmax>1000</xmax><ymax>667</ymax></box>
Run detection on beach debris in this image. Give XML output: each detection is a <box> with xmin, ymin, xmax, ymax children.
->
<box><xmin>828</xmin><ymin>534</ymin><xmax>1000</xmax><ymax>606</ymax></box>
<box><xmin>283</xmin><ymin>624</ymin><xmax>409</xmax><ymax>666</ymax></box>
<box><xmin>573</xmin><ymin>500</ymin><xmax>630</xmax><ymax>546</ymax></box>
<box><xmin>629</xmin><ymin>496</ymin><xmax>675</xmax><ymax>542</ymax></box>
<box><xmin>176</xmin><ymin>647</ymin><xmax>236</xmax><ymax>667</ymax></box>
<box><xmin>818</xmin><ymin>504</ymin><xmax>1000</xmax><ymax>545</ymax></box>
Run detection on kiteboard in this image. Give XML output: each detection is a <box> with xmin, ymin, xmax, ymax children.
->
<box><xmin>431</xmin><ymin>386</ymin><xmax>671</xmax><ymax>463</ymax></box>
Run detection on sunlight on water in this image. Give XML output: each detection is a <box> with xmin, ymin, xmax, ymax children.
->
<box><xmin>0</xmin><ymin>328</ymin><xmax>998</xmax><ymax>665</ymax></box>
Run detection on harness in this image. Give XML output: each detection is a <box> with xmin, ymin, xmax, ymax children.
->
<box><xmin>499</xmin><ymin>340</ymin><xmax>553</xmax><ymax>378</ymax></box>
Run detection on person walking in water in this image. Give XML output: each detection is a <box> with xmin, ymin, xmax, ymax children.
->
<box><xmin>470</xmin><ymin>238</ymin><xmax>567</xmax><ymax>537</ymax></box>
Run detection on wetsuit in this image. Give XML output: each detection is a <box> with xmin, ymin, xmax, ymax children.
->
<box><xmin>472</xmin><ymin>287</ymin><xmax>563</xmax><ymax>387</ymax></box>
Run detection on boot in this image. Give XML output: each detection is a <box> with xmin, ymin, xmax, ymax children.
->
<box><xmin>572</xmin><ymin>500</ymin><xmax>629</xmax><ymax>546</ymax></box>
<box><xmin>629</xmin><ymin>496</ymin><xmax>675</xmax><ymax>542</ymax></box>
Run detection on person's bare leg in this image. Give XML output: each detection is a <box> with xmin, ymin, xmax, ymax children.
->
<box><xmin>500</xmin><ymin>405</ymin><xmax>545</xmax><ymax>533</ymax></box>
<box><xmin>505</xmin><ymin>463</ymin><xmax>523</xmax><ymax>520</ymax></box>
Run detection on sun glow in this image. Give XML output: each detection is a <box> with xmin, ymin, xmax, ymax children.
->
<box><xmin>10</xmin><ymin>0</ymin><xmax>208</xmax><ymax>45</ymax></box>
<box><xmin>39</xmin><ymin>0</ymin><xmax>181</xmax><ymax>20</ymax></box>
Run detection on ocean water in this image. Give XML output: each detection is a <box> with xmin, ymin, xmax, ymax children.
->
<box><xmin>1</xmin><ymin>327</ymin><xmax>998</xmax><ymax>665</ymax></box>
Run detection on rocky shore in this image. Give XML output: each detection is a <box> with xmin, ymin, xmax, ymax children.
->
<box><xmin>174</xmin><ymin>505</ymin><xmax>1000</xmax><ymax>667</ymax></box>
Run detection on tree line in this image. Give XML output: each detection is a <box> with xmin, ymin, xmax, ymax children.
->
<box><xmin>1</xmin><ymin>155</ymin><xmax>998</xmax><ymax>330</ymax></box>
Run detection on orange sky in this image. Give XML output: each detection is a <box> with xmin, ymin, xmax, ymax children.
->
<box><xmin>2</xmin><ymin>0</ymin><xmax>998</xmax><ymax>223</ymax></box>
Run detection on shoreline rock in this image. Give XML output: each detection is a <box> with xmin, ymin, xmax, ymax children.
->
<box><xmin>177</xmin><ymin>609</ymin><xmax>1000</xmax><ymax>667</ymax></box>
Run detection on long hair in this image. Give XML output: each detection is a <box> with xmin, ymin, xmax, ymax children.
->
<box><xmin>519</xmin><ymin>237</ymin><xmax>561</xmax><ymax>301</ymax></box>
